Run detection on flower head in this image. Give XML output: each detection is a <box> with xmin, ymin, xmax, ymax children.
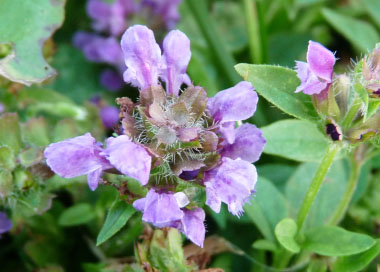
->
<box><xmin>46</xmin><ymin>25</ymin><xmax>265</xmax><ymax>248</ymax></box>
<box><xmin>295</xmin><ymin>41</ymin><xmax>336</xmax><ymax>95</ymax></box>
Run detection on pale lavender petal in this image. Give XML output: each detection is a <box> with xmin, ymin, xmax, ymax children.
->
<box><xmin>222</xmin><ymin>124</ymin><xmax>266</xmax><ymax>163</ymax></box>
<box><xmin>44</xmin><ymin>133</ymin><xmax>111</xmax><ymax>179</ymax></box>
<box><xmin>0</xmin><ymin>212</ymin><xmax>12</xmax><ymax>234</ymax></box>
<box><xmin>100</xmin><ymin>106</ymin><xmax>120</xmax><ymax>129</ymax></box>
<box><xmin>181</xmin><ymin>208</ymin><xmax>205</xmax><ymax>247</ymax></box>
<box><xmin>219</xmin><ymin>121</ymin><xmax>236</xmax><ymax>144</ymax></box>
<box><xmin>295</xmin><ymin>61</ymin><xmax>328</xmax><ymax>95</ymax></box>
<box><xmin>87</xmin><ymin>168</ymin><xmax>103</xmax><ymax>191</ymax></box>
<box><xmin>100</xmin><ymin>69</ymin><xmax>124</xmax><ymax>91</ymax></box>
<box><xmin>132</xmin><ymin>197</ymin><xmax>146</xmax><ymax>212</ymax></box>
<box><xmin>105</xmin><ymin>135</ymin><xmax>151</xmax><ymax>185</ymax></box>
<box><xmin>307</xmin><ymin>41</ymin><xmax>335</xmax><ymax>82</ymax></box>
<box><xmin>161</xmin><ymin>30</ymin><xmax>191</xmax><ymax>96</ymax></box>
<box><xmin>137</xmin><ymin>189</ymin><xmax>184</xmax><ymax>225</ymax></box>
<box><xmin>121</xmin><ymin>25</ymin><xmax>161</xmax><ymax>90</ymax></box>
<box><xmin>208</xmin><ymin>81</ymin><xmax>258</xmax><ymax>122</ymax></box>
<box><xmin>204</xmin><ymin>157</ymin><xmax>257</xmax><ymax>216</ymax></box>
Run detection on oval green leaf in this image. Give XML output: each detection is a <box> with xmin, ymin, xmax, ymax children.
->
<box><xmin>235</xmin><ymin>64</ymin><xmax>318</xmax><ymax>121</ymax></box>
<box><xmin>333</xmin><ymin>239</ymin><xmax>380</xmax><ymax>272</ymax></box>
<box><xmin>261</xmin><ymin>119</ymin><xmax>330</xmax><ymax>162</ymax></box>
<box><xmin>304</xmin><ymin>226</ymin><xmax>375</xmax><ymax>256</ymax></box>
<box><xmin>275</xmin><ymin>218</ymin><xmax>300</xmax><ymax>253</ymax></box>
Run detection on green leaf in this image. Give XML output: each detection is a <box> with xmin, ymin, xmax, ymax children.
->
<box><xmin>0</xmin><ymin>168</ymin><xmax>13</xmax><ymax>198</ymax></box>
<box><xmin>261</xmin><ymin>119</ymin><xmax>330</xmax><ymax>162</ymax></box>
<box><xmin>286</xmin><ymin>160</ymin><xmax>347</xmax><ymax>229</ymax></box>
<box><xmin>244</xmin><ymin>177</ymin><xmax>289</xmax><ymax>242</ymax></box>
<box><xmin>275</xmin><ymin>218</ymin><xmax>300</xmax><ymax>253</ymax></box>
<box><xmin>21</xmin><ymin>117</ymin><xmax>50</xmax><ymax>147</ymax></box>
<box><xmin>303</xmin><ymin>226</ymin><xmax>375</xmax><ymax>256</ymax></box>
<box><xmin>333</xmin><ymin>239</ymin><xmax>380</xmax><ymax>272</ymax></box>
<box><xmin>308</xmin><ymin>259</ymin><xmax>327</xmax><ymax>272</ymax></box>
<box><xmin>0</xmin><ymin>146</ymin><xmax>15</xmax><ymax>170</ymax></box>
<box><xmin>58</xmin><ymin>203</ymin><xmax>96</xmax><ymax>227</ymax></box>
<box><xmin>96</xmin><ymin>200</ymin><xmax>136</xmax><ymax>246</ymax></box>
<box><xmin>0</xmin><ymin>113</ymin><xmax>22</xmax><ymax>154</ymax></box>
<box><xmin>322</xmin><ymin>8</ymin><xmax>380</xmax><ymax>53</ymax></box>
<box><xmin>257</xmin><ymin>164</ymin><xmax>295</xmax><ymax>192</ymax></box>
<box><xmin>363</xmin><ymin>0</ymin><xmax>380</xmax><ymax>29</ymax></box>
<box><xmin>19</xmin><ymin>147</ymin><xmax>44</xmax><ymax>168</ymax></box>
<box><xmin>235</xmin><ymin>64</ymin><xmax>318</xmax><ymax>121</ymax></box>
<box><xmin>0</xmin><ymin>0</ymin><xmax>65</xmax><ymax>85</ymax></box>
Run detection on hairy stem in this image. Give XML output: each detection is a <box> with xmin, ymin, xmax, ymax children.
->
<box><xmin>329</xmin><ymin>155</ymin><xmax>362</xmax><ymax>226</ymax></box>
<box><xmin>296</xmin><ymin>144</ymin><xmax>340</xmax><ymax>230</ymax></box>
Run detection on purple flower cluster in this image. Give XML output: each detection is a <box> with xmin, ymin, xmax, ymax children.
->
<box><xmin>73</xmin><ymin>0</ymin><xmax>183</xmax><ymax>92</ymax></box>
<box><xmin>45</xmin><ymin>25</ymin><xmax>265</xmax><ymax>247</ymax></box>
<box><xmin>295</xmin><ymin>41</ymin><xmax>336</xmax><ymax>98</ymax></box>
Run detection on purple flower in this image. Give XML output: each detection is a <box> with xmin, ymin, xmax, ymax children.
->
<box><xmin>207</xmin><ymin>81</ymin><xmax>258</xmax><ymax>144</ymax></box>
<box><xmin>121</xmin><ymin>25</ymin><xmax>161</xmax><ymax>90</ymax></box>
<box><xmin>121</xmin><ymin>25</ymin><xmax>191</xmax><ymax>94</ymax></box>
<box><xmin>44</xmin><ymin>133</ymin><xmax>112</xmax><ymax>191</ymax></box>
<box><xmin>0</xmin><ymin>212</ymin><xmax>12</xmax><ymax>235</ymax></box>
<box><xmin>133</xmin><ymin>189</ymin><xmax>206</xmax><ymax>247</ymax></box>
<box><xmin>295</xmin><ymin>41</ymin><xmax>335</xmax><ymax>95</ymax></box>
<box><xmin>87</xmin><ymin>0</ymin><xmax>134</xmax><ymax>36</ymax></box>
<box><xmin>104</xmin><ymin>135</ymin><xmax>152</xmax><ymax>185</ymax></box>
<box><xmin>73</xmin><ymin>32</ymin><xmax>123</xmax><ymax>65</ymax></box>
<box><xmin>143</xmin><ymin>0</ymin><xmax>182</xmax><ymax>30</ymax></box>
<box><xmin>221</xmin><ymin>124</ymin><xmax>266</xmax><ymax>163</ymax></box>
<box><xmin>133</xmin><ymin>189</ymin><xmax>187</xmax><ymax>225</ymax></box>
<box><xmin>160</xmin><ymin>30</ymin><xmax>191</xmax><ymax>96</ymax></box>
<box><xmin>204</xmin><ymin>157</ymin><xmax>257</xmax><ymax>216</ymax></box>
<box><xmin>100</xmin><ymin>106</ymin><xmax>120</xmax><ymax>129</ymax></box>
<box><xmin>100</xmin><ymin>69</ymin><xmax>124</xmax><ymax>91</ymax></box>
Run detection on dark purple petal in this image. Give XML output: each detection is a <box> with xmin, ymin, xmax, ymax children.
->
<box><xmin>121</xmin><ymin>25</ymin><xmax>161</xmax><ymax>90</ymax></box>
<box><xmin>0</xmin><ymin>212</ymin><xmax>12</xmax><ymax>234</ymax></box>
<box><xmin>44</xmin><ymin>133</ymin><xmax>111</xmax><ymax>179</ymax></box>
<box><xmin>100</xmin><ymin>69</ymin><xmax>124</xmax><ymax>91</ymax></box>
<box><xmin>307</xmin><ymin>41</ymin><xmax>335</xmax><ymax>82</ymax></box>
<box><xmin>104</xmin><ymin>135</ymin><xmax>152</xmax><ymax>185</ymax></box>
<box><xmin>208</xmin><ymin>81</ymin><xmax>258</xmax><ymax>122</ymax></box>
<box><xmin>204</xmin><ymin>157</ymin><xmax>257</xmax><ymax>216</ymax></box>
<box><xmin>133</xmin><ymin>189</ymin><xmax>185</xmax><ymax>225</ymax></box>
<box><xmin>221</xmin><ymin>124</ymin><xmax>266</xmax><ymax>163</ymax></box>
<box><xmin>161</xmin><ymin>30</ymin><xmax>191</xmax><ymax>96</ymax></box>
<box><xmin>181</xmin><ymin>208</ymin><xmax>205</xmax><ymax>247</ymax></box>
<box><xmin>100</xmin><ymin>106</ymin><xmax>120</xmax><ymax>129</ymax></box>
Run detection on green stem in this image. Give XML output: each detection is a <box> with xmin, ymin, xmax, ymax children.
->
<box><xmin>342</xmin><ymin>97</ymin><xmax>362</xmax><ymax>130</ymax></box>
<box><xmin>242</xmin><ymin>0</ymin><xmax>262</xmax><ymax>64</ymax></box>
<box><xmin>296</xmin><ymin>144</ymin><xmax>340</xmax><ymax>230</ymax></box>
<box><xmin>329</xmin><ymin>155</ymin><xmax>362</xmax><ymax>226</ymax></box>
<box><xmin>186</xmin><ymin>0</ymin><xmax>240</xmax><ymax>85</ymax></box>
